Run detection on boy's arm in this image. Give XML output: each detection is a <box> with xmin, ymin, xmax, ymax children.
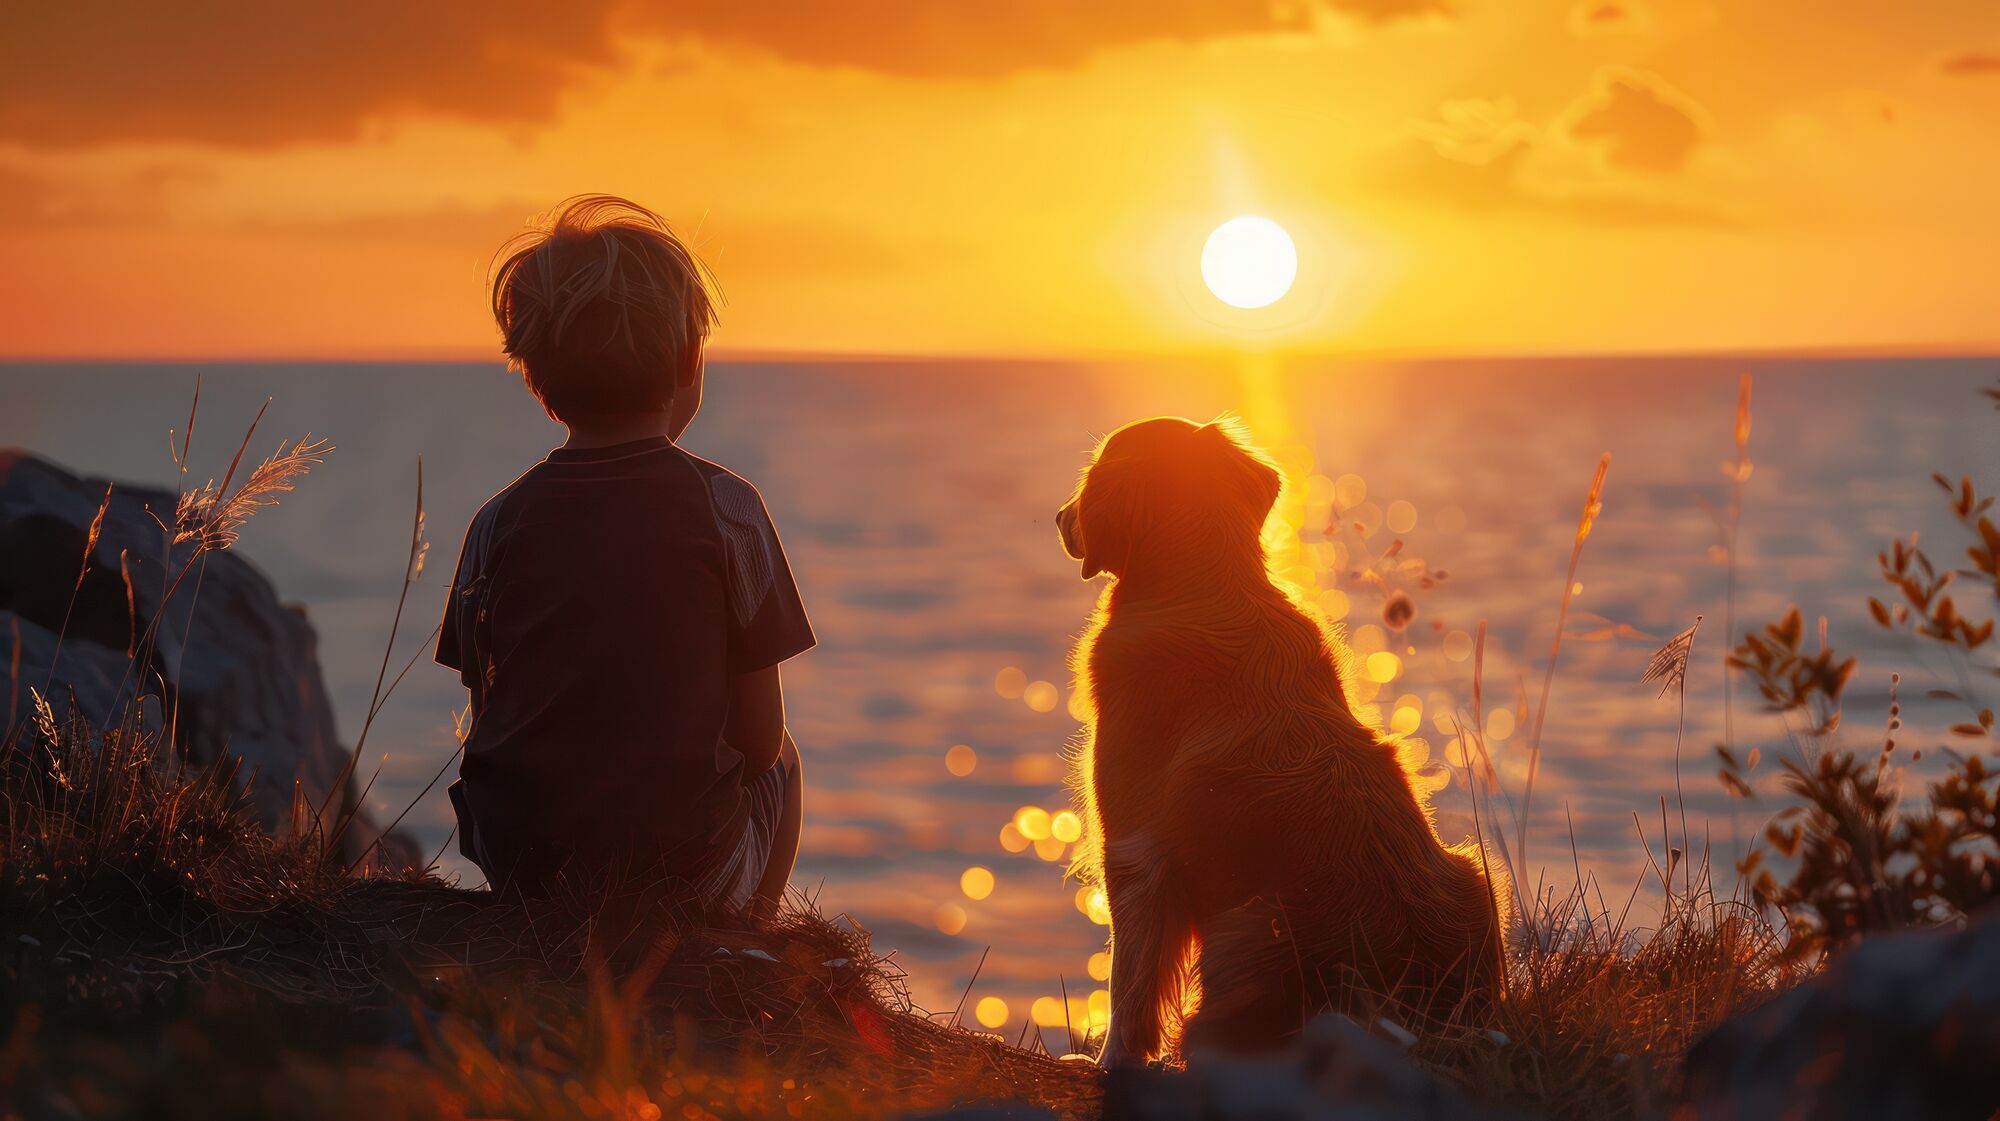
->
<box><xmin>710</xmin><ymin>472</ymin><xmax>815</xmax><ymax>775</ymax></box>
<box><xmin>726</xmin><ymin>663</ymin><xmax>788</xmax><ymax>774</ymax></box>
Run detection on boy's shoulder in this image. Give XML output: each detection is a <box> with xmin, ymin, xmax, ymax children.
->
<box><xmin>673</xmin><ymin>451</ymin><xmax>773</xmax><ymax>524</ymax></box>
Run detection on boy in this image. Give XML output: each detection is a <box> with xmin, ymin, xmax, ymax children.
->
<box><xmin>438</xmin><ymin>195</ymin><xmax>813</xmax><ymax>914</ymax></box>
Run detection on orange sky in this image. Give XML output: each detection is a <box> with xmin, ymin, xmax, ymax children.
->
<box><xmin>2</xmin><ymin>1</ymin><xmax>1997</xmax><ymax>360</ymax></box>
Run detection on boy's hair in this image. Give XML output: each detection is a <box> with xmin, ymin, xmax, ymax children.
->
<box><xmin>491</xmin><ymin>195</ymin><xmax>718</xmax><ymax>421</ymax></box>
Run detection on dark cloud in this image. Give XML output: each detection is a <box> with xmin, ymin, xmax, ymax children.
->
<box><xmin>0</xmin><ymin>3</ymin><xmax>625</xmax><ymax>148</ymax></box>
<box><xmin>1940</xmin><ymin>52</ymin><xmax>2000</xmax><ymax>76</ymax></box>
<box><xmin>0</xmin><ymin>2</ymin><xmax>1442</xmax><ymax>150</ymax></box>
<box><xmin>1564</xmin><ymin>69</ymin><xmax>1706</xmax><ymax>173</ymax></box>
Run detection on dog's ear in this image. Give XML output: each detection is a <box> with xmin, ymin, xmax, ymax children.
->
<box><xmin>1201</xmin><ymin>422</ymin><xmax>1282</xmax><ymax>524</ymax></box>
<box><xmin>1076</xmin><ymin>491</ymin><xmax>1133</xmax><ymax>579</ymax></box>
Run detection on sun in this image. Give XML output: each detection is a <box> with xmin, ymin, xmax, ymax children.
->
<box><xmin>1200</xmin><ymin>216</ymin><xmax>1297</xmax><ymax>310</ymax></box>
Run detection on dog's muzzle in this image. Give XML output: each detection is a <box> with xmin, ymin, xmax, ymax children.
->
<box><xmin>1057</xmin><ymin>500</ymin><xmax>1100</xmax><ymax>578</ymax></box>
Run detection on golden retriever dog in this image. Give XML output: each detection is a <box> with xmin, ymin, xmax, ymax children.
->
<box><xmin>1057</xmin><ymin>416</ymin><xmax>1505</xmax><ymax>1065</ymax></box>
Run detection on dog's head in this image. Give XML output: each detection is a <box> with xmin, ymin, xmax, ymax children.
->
<box><xmin>1057</xmin><ymin>416</ymin><xmax>1282</xmax><ymax>582</ymax></box>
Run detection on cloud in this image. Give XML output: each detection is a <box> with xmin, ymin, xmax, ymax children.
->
<box><xmin>1389</xmin><ymin>69</ymin><xmax>1728</xmax><ymax>225</ymax></box>
<box><xmin>0</xmin><ymin>2</ymin><xmax>1442</xmax><ymax>150</ymax></box>
<box><xmin>0</xmin><ymin>161</ymin><xmax>209</xmax><ymax>226</ymax></box>
<box><xmin>637</xmin><ymin>1</ymin><xmax>1445</xmax><ymax>78</ymax></box>
<box><xmin>1560</xmin><ymin>0</ymin><xmax>1656</xmax><ymax>38</ymax></box>
<box><xmin>1563</xmin><ymin>68</ymin><xmax>1707</xmax><ymax>173</ymax></box>
<box><xmin>230</xmin><ymin>200</ymin><xmax>916</xmax><ymax>284</ymax></box>
<box><xmin>1940</xmin><ymin>52</ymin><xmax>2000</xmax><ymax>76</ymax></box>
<box><xmin>1568</xmin><ymin>0</ymin><xmax>1653</xmax><ymax>38</ymax></box>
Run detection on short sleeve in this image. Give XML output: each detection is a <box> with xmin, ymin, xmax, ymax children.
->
<box><xmin>708</xmin><ymin>472</ymin><xmax>816</xmax><ymax>674</ymax></box>
<box><xmin>435</xmin><ymin>506</ymin><xmax>492</xmax><ymax>677</ymax></box>
<box><xmin>435</xmin><ymin>537</ymin><xmax>470</xmax><ymax>673</ymax></box>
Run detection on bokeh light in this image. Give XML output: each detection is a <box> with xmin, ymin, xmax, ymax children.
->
<box><xmin>1444</xmin><ymin>629</ymin><xmax>1474</xmax><ymax>662</ymax></box>
<box><xmin>1087</xmin><ymin>951</ymin><xmax>1112</xmax><ymax>981</ymax></box>
<box><xmin>1023</xmin><ymin>680</ymin><xmax>1059</xmax><ymax>712</ymax></box>
<box><xmin>1390</xmin><ymin>694</ymin><xmax>1423</xmax><ymax>736</ymax></box>
<box><xmin>1014</xmin><ymin>806</ymin><xmax>1052</xmax><ymax>840</ymax></box>
<box><xmin>1051</xmin><ymin>811</ymin><xmax>1083</xmax><ymax>843</ymax></box>
<box><xmin>1333</xmin><ymin>473</ymin><xmax>1367</xmax><ymax>510</ymax></box>
<box><xmin>1076</xmin><ymin>886</ymin><xmax>1111</xmax><ymax>925</ymax></box>
<box><xmin>945</xmin><ymin>743</ymin><xmax>977</xmax><ymax>776</ymax></box>
<box><xmin>935</xmin><ymin>902</ymin><xmax>967</xmax><ymax>935</ymax></box>
<box><xmin>961</xmin><ymin>866</ymin><xmax>996</xmax><ymax>900</ymax></box>
<box><xmin>1386</xmin><ymin>499</ymin><xmax>1417</xmax><ymax>534</ymax></box>
<box><xmin>1365</xmin><ymin>651</ymin><xmax>1402</xmax><ymax>683</ymax></box>
<box><xmin>1487</xmin><ymin>709</ymin><xmax>1517</xmax><ymax>741</ymax></box>
<box><xmin>994</xmin><ymin>667</ymin><xmax>1027</xmax><ymax>699</ymax></box>
<box><xmin>975</xmin><ymin>997</ymin><xmax>1009</xmax><ymax>1029</ymax></box>
<box><xmin>1030</xmin><ymin>996</ymin><xmax>1068</xmax><ymax>1027</ymax></box>
<box><xmin>1349</xmin><ymin>501</ymin><xmax>1384</xmax><ymax>538</ymax></box>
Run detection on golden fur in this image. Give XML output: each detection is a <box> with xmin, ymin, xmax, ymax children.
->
<box><xmin>1057</xmin><ymin>417</ymin><xmax>1506</xmax><ymax>1065</ymax></box>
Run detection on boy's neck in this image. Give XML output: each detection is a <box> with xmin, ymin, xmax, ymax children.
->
<box><xmin>561</xmin><ymin>410</ymin><xmax>676</xmax><ymax>451</ymax></box>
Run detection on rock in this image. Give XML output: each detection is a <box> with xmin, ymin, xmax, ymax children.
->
<box><xmin>1103</xmin><ymin>1013</ymin><xmax>1522</xmax><ymax>1120</ymax></box>
<box><xmin>903</xmin><ymin>1108</ymin><xmax>1059</xmax><ymax>1121</ymax></box>
<box><xmin>1679</xmin><ymin>907</ymin><xmax>2000</xmax><ymax>1121</ymax></box>
<box><xmin>0</xmin><ymin>449</ymin><xmax>418</xmax><ymax>870</ymax></box>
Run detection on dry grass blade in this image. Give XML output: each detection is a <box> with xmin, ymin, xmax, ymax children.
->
<box><xmin>1643</xmin><ymin>615</ymin><xmax>1703</xmax><ymax>699</ymax></box>
<box><xmin>1644</xmin><ymin>615</ymin><xmax>1704</xmax><ymax>898</ymax></box>
<box><xmin>176</xmin><ymin>436</ymin><xmax>333</xmax><ymax>552</ymax></box>
<box><xmin>171</xmin><ymin>372</ymin><xmax>201</xmax><ymax>477</ymax></box>
<box><xmin>76</xmin><ymin>483</ymin><xmax>111</xmax><ymax>591</ymax></box>
<box><xmin>1721</xmin><ymin>373</ymin><xmax>1754</xmax><ymax>754</ymax></box>
<box><xmin>1518</xmin><ymin>452</ymin><xmax>1611</xmax><ymax>874</ymax></box>
<box><xmin>40</xmin><ymin>482</ymin><xmax>115</xmax><ymax>692</ymax></box>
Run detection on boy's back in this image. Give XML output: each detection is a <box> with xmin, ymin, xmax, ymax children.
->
<box><xmin>440</xmin><ymin>438</ymin><xmax>812</xmax><ymax>890</ymax></box>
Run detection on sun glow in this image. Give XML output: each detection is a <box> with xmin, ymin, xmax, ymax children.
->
<box><xmin>1200</xmin><ymin>216</ymin><xmax>1298</xmax><ymax>309</ymax></box>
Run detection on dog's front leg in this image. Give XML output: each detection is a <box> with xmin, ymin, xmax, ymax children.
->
<box><xmin>1100</xmin><ymin>833</ymin><xmax>1190</xmax><ymax>1066</ymax></box>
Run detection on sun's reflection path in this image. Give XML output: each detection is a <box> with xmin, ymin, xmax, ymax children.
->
<box><xmin>1235</xmin><ymin>351</ymin><xmax>1458</xmax><ymax>815</ymax></box>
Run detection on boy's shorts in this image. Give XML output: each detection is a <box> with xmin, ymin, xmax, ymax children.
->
<box><xmin>454</xmin><ymin>748</ymin><xmax>795</xmax><ymax>911</ymax></box>
<box><xmin>693</xmin><ymin>749</ymin><xmax>796</xmax><ymax>911</ymax></box>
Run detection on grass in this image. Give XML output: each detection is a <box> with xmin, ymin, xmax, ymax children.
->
<box><xmin>0</xmin><ymin>703</ymin><xmax>1103</xmax><ymax>1120</ymax></box>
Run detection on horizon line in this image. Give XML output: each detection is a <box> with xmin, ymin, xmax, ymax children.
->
<box><xmin>2</xmin><ymin>341</ymin><xmax>1998</xmax><ymax>368</ymax></box>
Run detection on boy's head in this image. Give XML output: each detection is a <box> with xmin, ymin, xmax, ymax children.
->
<box><xmin>491</xmin><ymin>195</ymin><xmax>717</xmax><ymax>424</ymax></box>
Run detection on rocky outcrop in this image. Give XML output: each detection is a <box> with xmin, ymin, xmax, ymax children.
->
<box><xmin>1104</xmin><ymin>1014</ymin><xmax>1517</xmax><ymax>1121</ymax></box>
<box><xmin>1679</xmin><ymin>907</ymin><xmax>2000</xmax><ymax>1121</ymax></box>
<box><xmin>0</xmin><ymin>449</ymin><xmax>416</xmax><ymax>869</ymax></box>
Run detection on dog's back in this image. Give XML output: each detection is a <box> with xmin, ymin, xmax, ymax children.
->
<box><xmin>1089</xmin><ymin>580</ymin><xmax>1503</xmax><ymax>1041</ymax></box>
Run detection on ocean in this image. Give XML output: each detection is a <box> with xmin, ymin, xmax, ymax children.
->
<box><xmin>3</xmin><ymin>355</ymin><xmax>1995</xmax><ymax>1030</ymax></box>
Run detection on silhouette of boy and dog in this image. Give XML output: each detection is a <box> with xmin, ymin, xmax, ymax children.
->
<box><xmin>440</xmin><ymin>194</ymin><xmax>1509</xmax><ymax>1066</ymax></box>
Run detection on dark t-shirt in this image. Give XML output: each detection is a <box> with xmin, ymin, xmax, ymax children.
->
<box><xmin>436</xmin><ymin>437</ymin><xmax>814</xmax><ymax>888</ymax></box>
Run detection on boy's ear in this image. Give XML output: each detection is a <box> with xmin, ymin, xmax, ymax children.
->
<box><xmin>675</xmin><ymin>349</ymin><xmax>703</xmax><ymax>389</ymax></box>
